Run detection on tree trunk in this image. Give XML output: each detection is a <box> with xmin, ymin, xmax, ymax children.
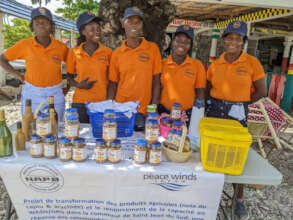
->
<box><xmin>98</xmin><ymin>0</ymin><xmax>176</xmax><ymax>53</ymax></box>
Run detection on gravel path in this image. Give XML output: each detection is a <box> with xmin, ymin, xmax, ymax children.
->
<box><xmin>0</xmin><ymin>92</ymin><xmax>292</xmax><ymax>220</ymax></box>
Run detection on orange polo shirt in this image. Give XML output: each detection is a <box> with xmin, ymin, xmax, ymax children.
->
<box><xmin>4</xmin><ymin>37</ymin><xmax>68</xmax><ymax>87</ymax></box>
<box><xmin>207</xmin><ymin>51</ymin><xmax>265</xmax><ymax>102</ymax></box>
<box><xmin>160</xmin><ymin>55</ymin><xmax>206</xmax><ymax>111</ymax></box>
<box><xmin>109</xmin><ymin>38</ymin><xmax>161</xmax><ymax>114</ymax></box>
<box><xmin>66</xmin><ymin>43</ymin><xmax>112</xmax><ymax>104</ymax></box>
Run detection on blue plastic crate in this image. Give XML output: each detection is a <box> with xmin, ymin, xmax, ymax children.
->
<box><xmin>86</xmin><ymin>109</ymin><xmax>137</xmax><ymax>138</ymax></box>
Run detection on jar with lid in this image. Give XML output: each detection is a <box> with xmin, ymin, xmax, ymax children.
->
<box><xmin>58</xmin><ymin>137</ymin><xmax>72</xmax><ymax>161</ymax></box>
<box><xmin>103</xmin><ymin>118</ymin><xmax>117</xmax><ymax>142</ymax></box>
<box><xmin>36</xmin><ymin>113</ymin><xmax>51</xmax><ymax>137</ymax></box>
<box><xmin>145</xmin><ymin>119</ymin><xmax>159</xmax><ymax>143</ymax></box>
<box><xmin>104</xmin><ymin>109</ymin><xmax>116</xmax><ymax>119</ymax></box>
<box><xmin>64</xmin><ymin>108</ymin><xmax>78</xmax><ymax>123</ymax></box>
<box><xmin>149</xmin><ymin>142</ymin><xmax>162</xmax><ymax>165</ymax></box>
<box><xmin>29</xmin><ymin>134</ymin><xmax>43</xmax><ymax>158</ymax></box>
<box><xmin>94</xmin><ymin>139</ymin><xmax>107</xmax><ymax>163</ymax></box>
<box><xmin>161</xmin><ymin>117</ymin><xmax>171</xmax><ymax>127</ymax></box>
<box><xmin>65</xmin><ymin>115</ymin><xmax>79</xmax><ymax>139</ymax></box>
<box><xmin>134</xmin><ymin>139</ymin><xmax>147</xmax><ymax>164</ymax></box>
<box><xmin>171</xmin><ymin>103</ymin><xmax>181</xmax><ymax>121</ymax></box>
<box><xmin>166</xmin><ymin>129</ymin><xmax>176</xmax><ymax>144</ymax></box>
<box><xmin>72</xmin><ymin>137</ymin><xmax>87</xmax><ymax>162</ymax></box>
<box><xmin>172</xmin><ymin>120</ymin><xmax>182</xmax><ymax>130</ymax></box>
<box><xmin>43</xmin><ymin>134</ymin><xmax>57</xmax><ymax>159</ymax></box>
<box><xmin>173</xmin><ymin>130</ymin><xmax>183</xmax><ymax>147</ymax></box>
<box><xmin>147</xmin><ymin>112</ymin><xmax>158</xmax><ymax>121</ymax></box>
<box><xmin>108</xmin><ymin>139</ymin><xmax>122</xmax><ymax>163</ymax></box>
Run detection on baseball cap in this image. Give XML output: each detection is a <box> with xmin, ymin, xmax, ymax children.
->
<box><xmin>175</xmin><ymin>25</ymin><xmax>194</xmax><ymax>40</ymax></box>
<box><xmin>77</xmin><ymin>11</ymin><xmax>103</xmax><ymax>30</ymax></box>
<box><xmin>31</xmin><ymin>7</ymin><xmax>53</xmax><ymax>22</ymax></box>
<box><xmin>124</xmin><ymin>7</ymin><xmax>144</xmax><ymax>19</ymax></box>
<box><xmin>223</xmin><ymin>20</ymin><xmax>248</xmax><ymax>37</ymax></box>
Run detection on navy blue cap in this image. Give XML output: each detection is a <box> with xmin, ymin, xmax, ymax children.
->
<box><xmin>59</xmin><ymin>137</ymin><xmax>71</xmax><ymax>144</ymax></box>
<box><xmin>136</xmin><ymin>139</ymin><xmax>147</xmax><ymax>147</ymax></box>
<box><xmin>96</xmin><ymin>139</ymin><xmax>106</xmax><ymax>146</ymax></box>
<box><xmin>77</xmin><ymin>11</ymin><xmax>103</xmax><ymax>30</ymax></box>
<box><xmin>111</xmin><ymin>139</ymin><xmax>121</xmax><ymax>147</ymax></box>
<box><xmin>73</xmin><ymin>137</ymin><xmax>85</xmax><ymax>145</ymax></box>
<box><xmin>124</xmin><ymin>7</ymin><xmax>144</xmax><ymax>19</ymax></box>
<box><xmin>31</xmin><ymin>7</ymin><xmax>53</xmax><ymax>22</ymax></box>
<box><xmin>44</xmin><ymin>134</ymin><xmax>57</xmax><ymax>142</ymax></box>
<box><xmin>173</xmin><ymin>120</ymin><xmax>182</xmax><ymax>127</ymax></box>
<box><xmin>175</xmin><ymin>25</ymin><xmax>194</xmax><ymax>40</ymax></box>
<box><xmin>223</xmin><ymin>20</ymin><xmax>247</xmax><ymax>37</ymax></box>
<box><xmin>150</xmin><ymin>142</ymin><xmax>161</xmax><ymax>149</ymax></box>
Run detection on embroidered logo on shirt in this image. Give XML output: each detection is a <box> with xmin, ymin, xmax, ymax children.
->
<box><xmin>184</xmin><ymin>68</ymin><xmax>194</xmax><ymax>77</ymax></box>
<box><xmin>235</xmin><ymin>66</ymin><xmax>248</xmax><ymax>76</ymax></box>
<box><xmin>97</xmin><ymin>56</ymin><xmax>107</xmax><ymax>63</ymax></box>
<box><xmin>51</xmin><ymin>54</ymin><xmax>61</xmax><ymax>64</ymax></box>
<box><xmin>138</xmin><ymin>53</ymin><xmax>150</xmax><ymax>62</ymax></box>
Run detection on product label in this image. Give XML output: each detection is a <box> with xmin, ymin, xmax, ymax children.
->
<box><xmin>30</xmin><ymin>143</ymin><xmax>43</xmax><ymax>156</ymax></box>
<box><xmin>65</xmin><ymin>124</ymin><xmax>79</xmax><ymax>138</ymax></box>
<box><xmin>36</xmin><ymin>122</ymin><xmax>51</xmax><ymax>137</ymax></box>
<box><xmin>171</xmin><ymin>109</ymin><xmax>181</xmax><ymax>120</ymax></box>
<box><xmin>149</xmin><ymin>151</ymin><xmax>161</xmax><ymax>164</ymax></box>
<box><xmin>94</xmin><ymin>148</ymin><xmax>107</xmax><ymax>162</ymax></box>
<box><xmin>134</xmin><ymin>149</ymin><xmax>147</xmax><ymax>163</ymax></box>
<box><xmin>145</xmin><ymin>128</ymin><xmax>159</xmax><ymax>141</ymax></box>
<box><xmin>73</xmin><ymin>148</ymin><xmax>87</xmax><ymax>161</ymax></box>
<box><xmin>60</xmin><ymin>148</ymin><xmax>72</xmax><ymax>160</ymax></box>
<box><xmin>108</xmin><ymin>149</ymin><xmax>122</xmax><ymax>162</ymax></box>
<box><xmin>44</xmin><ymin>144</ymin><xmax>56</xmax><ymax>157</ymax></box>
<box><xmin>103</xmin><ymin>127</ymin><xmax>117</xmax><ymax>140</ymax></box>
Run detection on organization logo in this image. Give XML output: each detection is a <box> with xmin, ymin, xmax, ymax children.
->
<box><xmin>233</xmin><ymin>21</ymin><xmax>241</xmax><ymax>29</ymax></box>
<box><xmin>184</xmin><ymin>68</ymin><xmax>194</xmax><ymax>77</ymax></box>
<box><xmin>235</xmin><ymin>66</ymin><xmax>248</xmax><ymax>76</ymax></box>
<box><xmin>51</xmin><ymin>54</ymin><xmax>61</xmax><ymax>64</ymax></box>
<box><xmin>143</xmin><ymin>173</ymin><xmax>197</xmax><ymax>191</ymax></box>
<box><xmin>20</xmin><ymin>163</ymin><xmax>64</xmax><ymax>193</ymax></box>
<box><xmin>38</xmin><ymin>8</ymin><xmax>46</xmax><ymax>14</ymax></box>
<box><xmin>138</xmin><ymin>52</ymin><xmax>150</xmax><ymax>62</ymax></box>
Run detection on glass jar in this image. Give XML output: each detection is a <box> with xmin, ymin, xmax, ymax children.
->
<box><xmin>134</xmin><ymin>139</ymin><xmax>147</xmax><ymax>164</ymax></box>
<box><xmin>64</xmin><ymin>108</ymin><xmax>78</xmax><ymax>123</ymax></box>
<box><xmin>166</xmin><ymin>129</ymin><xmax>176</xmax><ymax>144</ymax></box>
<box><xmin>43</xmin><ymin>134</ymin><xmax>57</xmax><ymax>159</ymax></box>
<box><xmin>161</xmin><ymin>117</ymin><xmax>171</xmax><ymax>127</ymax></box>
<box><xmin>145</xmin><ymin>119</ymin><xmax>159</xmax><ymax>143</ymax></box>
<box><xmin>149</xmin><ymin>142</ymin><xmax>162</xmax><ymax>165</ymax></box>
<box><xmin>36</xmin><ymin>113</ymin><xmax>51</xmax><ymax>137</ymax></box>
<box><xmin>58</xmin><ymin>137</ymin><xmax>72</xmax><ymax>161</ymax></box>
<box><xmin>65</xmin><ymin>115</ymin><xmax>79</xmax><ymax>139</ymax></box>
<box><xmin>171</xmin><ymin>103</ymin><xmax>181</xmax><ymax>121</ymax></box>
<box><xmin>72</xmin><ymin>137</ymin><xmax>87</xmax><ymax>162</ymax></box>
<box><xmin>172</xmin><ymin>120</ymin><xmax>182</xmax><ymax>130</ymax></box>
<box><xmin>94</xmin><ymin>139</ymin><xmax>107</xmax><ymax>163</ymax></box>
<box><xmin>29</xmin><ymin>134</ymin><xmax>43</xmax><ymax>158</ymax></box>
<box><xmin>104</xmin><ymin>109</ymin><xmax>116</xmax><ymax>120</ymax></box>
<box><xmin>108</xmin><ymin>139</ymin><xmax>122</xmax><ymax>163</ymax></box>
<box><xmin>103</xmin><ymin>118</ymin><xmax>117</xmax><ymax>142</ymax></box>
<box><xmin>173</xmin><ymin>130</ymin><xmax>183</xmax><ymax>147</ymax></box>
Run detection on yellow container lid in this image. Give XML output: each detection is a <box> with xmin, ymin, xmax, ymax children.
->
<box><xmin>200</xmin><ymin>117</ymin><xmax>248</xmax><ymax>132</ymax></box>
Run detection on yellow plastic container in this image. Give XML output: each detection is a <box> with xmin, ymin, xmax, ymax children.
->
<box><xmin>200</xmin><ymin>117</ymin><xmax>252</xmax><ymax>175</ymax></box>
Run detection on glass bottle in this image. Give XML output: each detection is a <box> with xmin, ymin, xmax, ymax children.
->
<box><xmin>0</xmin><ymin>110</ymin><xmax>12</xmax><ymax>157</ymax></box>
<box><xmin>15</xmin><ymin>121</ymin><xmax>26</xmax><ymax>151</ymax></box>
<box><xmin>22</xmin><ymin>99</ymin><xmax>33</xmax><ymax>141</ymax></box>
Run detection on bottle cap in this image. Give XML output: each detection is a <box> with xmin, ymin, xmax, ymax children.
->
<box><xmin>161</xmin><ymin>117</ymin><xmax>170</xmax><ymax>123</ymax></box>
<box><xmin>66</xmin><ymin>108</ymin><xmax>78</xmax><ymax>113</ymax></box>
<box><xmin>44</xmin><ymin>134</ymin><xmax>57</xmax><ymax>142</ymax></box>
<box><xmin>17</xmin><ymin>121</ymin><xmax>22</xmax><ymax>129</ymax></box>
<box><xmin>136</xmin><ymin>139</ymin><xmax>147</xmax><ymax>147</ymax></box>
<box><xmin>59</xmin><ymin>137</ymin><xmax>71</xmax><ymax>144</ymax></box>
<box><xmin>150</xmin><ymin>142</ymin><xmax>161</xmax><ymax>149</ymax></box>
<box><xmin>96</xmin><ymin>139</ymin><xmax>106</xmax><ymax>146</ymax></box>
<box><xmin>172</xmin><ymin>103</ymin><xmax>181</xmax><ymax>108</ymax></box>
<box><xmin>73</xmin><ymin>137</ymin><xmax>85</xmax><ymax>145</ymax></box>
<box><xmin>147</xmin><ymin>119</ymin><xmax>158</xmax><ymax>125</ymax></box>
<box><xmin>110</xmin><ymin>139</ymin><xmax>121</xmax><ymax>147</ymax></box>
<box><xmin>25</xmin><ymin>99</ymin><xmax>32</xmax><ymax>106</ymax></box>
<box><xmin>104</xmin><ymin>109</ymin><xmax>115</xmax><ymax>114</ymax></box>
<box><xmin>30</xmin><ymin>134</ymin><xmax>41</xmax><ymax>141</ymax></box>
<box><xmin>173</xmin><ymin>120</ymin><xmax>182</xmax><ymax>127</ymax></box>
<box><xmin>148</xmin><ymin>112</ymin><xmax>158</xmax><ymax>119</ymax></box>
<box><xmin>66</xmin><ymin>115</ymin><xmax>79</xmax><ymax>121</ymax></box>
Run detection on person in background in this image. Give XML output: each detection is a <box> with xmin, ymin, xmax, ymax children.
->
<box><xmin>158</xmin><ymin>25</ymin><xmax>206</xmax><ymax>125</ymax></box>
<box><xmin>206</xmin><ymin>20</ymin><xmax>267</xmax><ymax>220</ymax></box>
<box><xmin>0</xmin><ymin>7</ymin><xmax>68</xmax><ymax>119</ymax></box>
<box><xmin>107</xmin><ymin>7</ymin><xmax>161</xmax><ymax>131</ymax></box>
<box><xmin>66</xmin><ymin>11</ymin><xmax>112</xmax><ymax>123</ymax></box>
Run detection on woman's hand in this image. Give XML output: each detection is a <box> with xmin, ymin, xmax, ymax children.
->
<box><xmin>77</xmin><ymin>77</ymin><xmax>97</xmax><ymax>90</ymax></box>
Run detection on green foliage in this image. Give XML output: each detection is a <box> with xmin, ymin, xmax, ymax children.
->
<box><xmin>56</xmin><ymin>0</ymin><xmax>100</xmax><ymax>21</ymax></box>
<box><xmin>31</xmin><ymin>0</ymin><xmax>51</xmax><ymax>7</ymax></box>
<box><xmin>3</xmin><ymin>18</ymin><xmax>34</xmax><ymax>49</ymax></box>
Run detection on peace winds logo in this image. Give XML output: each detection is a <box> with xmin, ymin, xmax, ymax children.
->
<box><xmin>143</xmin><ymin>173</ymin><xmax>197</xmax><ymax>191</ymax></box>
<box><xmin>38</xmin><ymin>8</ymin><xmax>46</xmax><ymax>14</ymax></box>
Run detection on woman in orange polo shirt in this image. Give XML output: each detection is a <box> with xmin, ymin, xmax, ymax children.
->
<box><xmin>0</xmin><ymin>7</ymin><xmax>68</xmax><ymax>118</ymax></box>
<box><xmin>66</xmin><ymin>11</ymin><xmax>112</xmax><ymax>123</ymax></box>
<box><xmin>158</xmin><ymin>25</ymin><xmax>206</xmax><ymax>125</ymax></box>
<box><xmin>207</xmin><ymin>20</ymin><xmax>267</xmax><ymax>220</ymax></box>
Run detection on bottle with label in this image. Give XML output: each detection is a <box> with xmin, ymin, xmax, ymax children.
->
<box><xmin>36</xmin><ymin>113</ymin><xmax>51</xmax><ymax>137</ymax></box>
<box><xmin>0</xmin><ymin>110</ymin><xmax>13</xmax><ymax>157</ymax></box>
<box><xmin>171</xmin><ymin>103</ymin><xmax>181</xmax><ymax>121</ymax></box>
<box><xmin>49</xmin><ymin>96</ymin><xmax>58</xmax><ymax>124</ymax></box>
<box><xmin>50</xmin><ymin>108</ymin><xmax>57</xmax><ymax>135</ymax></box>
<box><xmin>22</xmin><ymin>99</ymin><xmax>34</xmax><ymax>141</ymax></box>
<box><xmin>15</xmin><ymin>122</ymin><xmax>26</xmax><ymax>151</ymax></box>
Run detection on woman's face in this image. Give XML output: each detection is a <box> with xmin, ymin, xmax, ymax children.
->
<box><xmin>223</xmin><ymin>33</ymin><xmax>244</xmax><ymax>54</ymax></box>
<box><xmin>123</xmin><ymin>16</ymin><xmax>143</xmax><ymax>39</ymax></box>
<box><xmin>32</xmin><ymin>16</ymin><xmax>52</xmax><ymax>37</ymax></box>
<box><xmin>82</xmin><ymin>21</ymin><xmax>101</xmax><ymax>44</ymax></box>
<box><xmin>172</xmin><ymin>33</ymin><xmax>191</xmax><ymax>57</ymax></box>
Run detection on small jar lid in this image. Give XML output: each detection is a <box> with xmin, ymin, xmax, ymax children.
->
<box><xmin>173</xmin><ymin>120</ymin><xmax>182</xmax><ymax>127</ymax></box>
<box><xmin>150</xmin><ymin>142</ymin><xmax>161</xmax><ymax>149</ymax></box>
<box><xmin>66</xmin><ymin>115</ymin><xmax>79</xmax><ymax>121</ymax></box>
<box><xmin>44</xmin><ymin>134</ymin><xmax>57</xmax><ymax>142</ymax></box>
<box><xmin>104</xmin><ymin>109</ymin><xmax>115</xmax><ymax>114</ymax></box>
<box><xmin>31</xmin><ymin>134</ymin><xmax>41</xmax><ymax>141</ymax></box>
<box><xmin>136</xmin><ymin>139</ymin><xmax>147</xmax><ymax>147</ymax></box>
<box><xmin>110</xmin><ymin>139</ymin><xmax>121</xmax><ymax>147</ymax></box>
<box><xmin>73</xmin><ymin>137</ymin><xmax>85</xmax><ymax>145</ymax></box>
<box><xmin>96</xmin><ymin>139</ymin><xmax>106</xmax><ymax>146</ymax></box>
<box><xmin>38</xmin><ymin>113</ymin><xmax>49</xmax><ymax>119</ymax></box>
<box><xmin>172</xmin><ymin>103</ymin><xmax>181</xmax><ymax>108</ymax></box>
<box><xmin>176</xmin><ymin>130</ymin><xmax>183</xmax><ymax>135</ymax></box>
<box><xmin>161</xmin><ymin>117</ymin><xmax>170</xmax><ymax>123</ymax></box>
<box><xmin>146</xmin><ymin>119</ymin><xmax>158</xmax><ymax>125</ymax></box>
<box><xmin>148</xmin><ymin>112</ymin><xmax>158</xmax><ymax>118</ymax></box>
<box><xmin>66</xmin><ymin>108</ymin><xmax>78</xmax><ymax>113</ymax></box>
<box><xmin>59</xmin><ymin>137</ymin><xmax>71</xmax><ymax>144</ymax></box>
